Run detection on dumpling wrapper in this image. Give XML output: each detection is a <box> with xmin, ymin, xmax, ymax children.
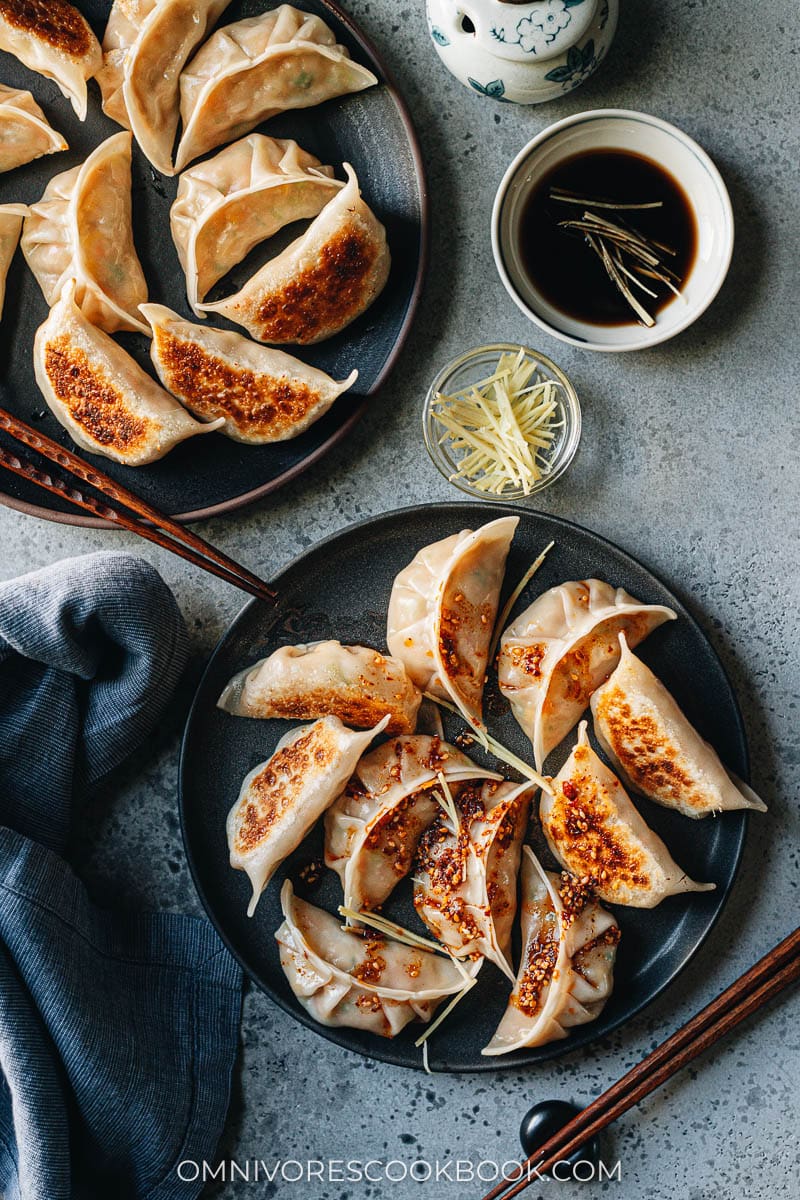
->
<box><xmin>325</xmin><ymin>734</ymin><xmax>501</xmax><ymax>916</ymax></box>
<box><xmin>227</xmin><ymin>714</ymin><xmax>389</xmax><ymax>917</ymax></box>
<box><xmin>276</xmin><ymin>881</ymin><xmax>478</xmax><ymax>1038</ymax></box>
<box><xmin>387</xmin><ymin>516</ymin><xmax>519</xmax><ymax>729</ymax></box>
<box><xmin>540</xmin><ymin>722</ymin><xmax>714</xmax><ymax>908</ymax></box>
<box><xmin>22</xmin><ymin>131</ymin><xmax>149</xmax><ymax>335</ymax></box>
<box><xmin>0</xmin><ymin>202</ymin><xmax>25</xmax><ymax>319</ymax></box>
<box><xmin>0</xmin><ymin>0</ymin><xmax>101</xmax><ymax>120</ymax></box>
<box><xmin>33</xmin><ymin>281</ymin><xmax>223</xmax><ymax>466</ymax></box>
<box><xmin>141</xmin><ymin>303</ymin><xmax>358</xmax><ymax>444</ymax></box>
<box><xmin>200</xmin><ymin>163</ymin><xmax>390</xmax><ymax>345</ymax></box>
<box><xmin>0</xmin><ymin>82</ymin><xmax>67</xmax><ymax>172</ymax></box>
<box><xmin>218</xmin><ymin>640</ymin><xmax>420</xmax><ymax>734</ymax></box>
<box><xmin>413</xmin><ymin>777</ymin><xmax>532</xmax><ymax>981</ymax></box>
<box><xmin>499</xmin><ymin>578</ymin><xmax>676</xmax><ymax>770</ymax></box>
<box><xmin>175</xmin><ymin>4</ymin><xmax>378</xmax><ymax>171</ymax></box>
<box><xmin>591</xmin><ymin>633</ymin><xmax>767</xmax><ymax>819</ymax></box>
<box><xmin>483</xmin><ymin>848</ymin><xmax>620</xmax><ymax>1055</ymax></box>
<box><xmin>170</xmin><ymin>133</ymin><xmax>342</xmax><ymax>315</ymax></box>
<box><xmin>97</xmin><ymin>0</ymin><xmax>233</xmax><ymax>175</ymax></box>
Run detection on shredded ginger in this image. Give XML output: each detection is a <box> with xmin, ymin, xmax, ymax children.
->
<box><xmin>431</xmin><ymin>348</ymin><xmax>565</xmax><ymax>495</ymax></box>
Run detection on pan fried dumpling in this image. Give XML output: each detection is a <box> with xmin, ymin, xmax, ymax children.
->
<box><xmin>0</xmin><ymin>202</ymin><xmax>25</xmax><ymax>319</ymax></box>
<box><xmin>0</xmin><ymin>83</ymin><xmax>67</xmax><ymax>172</ymax></box>
<box><xmin>97</xmin><ymin>0</ymin><xmax>233</xmax><ymax>175</ymax></box>
<box><xmin>175</xmin><ymin>4</ymin><xmax>378</xmax><ymax>171</ymax></box>
<box><xmin>276</xmin><ymin>882</ymin><xmax>476</xmax><ymax>1038</ymax></box>
<box><xmin>0</xmin><ymin>0</ymin><xmax>101</xmax><ymax>120</ymax></box>
<box><xmin>218</xmin><ymin>641</ymin><xmax>420</xmax><ymax>733</ymax></box>
<box><xmin>33</xmin><ymin>281</ymin><xmax>223</xmax><ymax>465</ymax></box>
<box><xmin>141</xmin><ymin>303</ymin><xmax>358</xmax><ymax>444</ymax></box>
<box><xmin>413</xmin><ymin>778</ymin><xmax>532</xmax><ymax>980</ymax></box>
<box><xmin>22</xmin><ymin>131</ymin><xmax>149</xmax><ymax>335</ymax></box>
<box><xmin>482</xmin><ymin>848</ymin><xmax>620</xmax><ymax>1055</ymax></box>
<box><xmin>498</xmin><ymin>579</ymin><xmax>676</xmax><ymax>769</ymax></box>
<box><xmin>325</xmin><ymin>734</ymin><xmax>501</xmax><ymax>916</ymax></box>
<box><xmin>540</xmin><ymin>722</ymin><xmax>714</xmax><ymax>908</ymax></box>
<box><xmin>200</xmin><ymin>163</ymin><xmax>389</xmax><ymax>345</ymax></box>
<box><xmin>170</xmin><ymin>134</ymin><xmax>342</xmax><ymax>315</ymax></box>
<box><xmin>227</xmin><ymin>715</ymin><xmax>389</xmax><ymax>917</ymax></box>
<box><xmin>387</xmin><ymin>516</ymin><xmax>519</xmax><ymax>729</ymax></box>
<box><xmin>591</xmin><ymin>633</ymin><xmax>767</xmax><ymax>819</ymax></box>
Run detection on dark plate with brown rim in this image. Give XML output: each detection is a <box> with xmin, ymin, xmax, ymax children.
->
<box><xmin>179</xmin><ymin>503</ymin><xmax>751</xmax><ymax>1072</ymax></box>
<box><xmin>0</xmin><ymin>0</ymin><xmax>427</xmax><ymax>525</ymax></box>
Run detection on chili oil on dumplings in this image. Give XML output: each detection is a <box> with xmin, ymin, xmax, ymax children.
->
<box><xmin>387</xmin><ymin>515</ymin><xmax>519</xmax><ymax>729</ymax></box>
<box><xmin>540</xmin><ymin>722</ymin><xmax>714</xmax><ymax>908</ymax></box>
<box><xmin>325</xmin><ymin>734</ymin><xmax>501</xmax><ymax>917</ymax></box>
<box><xmin>277</xmin><ymin>881</ymin><xmax>477</xmax><ymax>1038</ymax></box>
<box><xmin>499</xmin><ymin>578</ymin><xmax>676</xmax><ymax>769</ymax></box>
<box><xmin>483</xmin><ymin>848</ymin><xmax>619</xmax><ymax>1055</ymax></box>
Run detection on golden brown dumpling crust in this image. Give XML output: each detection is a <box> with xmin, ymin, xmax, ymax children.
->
<box><xmin>153</xmin><ymin>327</ymin><xmax>325</xmax><ymax>441</ymax></box>
<box><xmin>0</xmin><ymin>0</ymin><xmax>93</xmax><ymax>55</ymax></box>
<box><xmin>43</xmin><ymin>336</ymin><xmax>153</xmax><ymax>454</ymax></box>
<box><xmin>593</xmin><ymin>685</ymin><xmax>700</xmax><ymax>807</ymax></box>
<box><xmin>544</xmin><ymin>742</ymin><xmax>651</xmax><ymax>892</ymax></box>
<box><xmin>234</xmin><ymin>723</ymin><xmax>338</xmax><ymax>855</ymax></box>
<box><xmin>252</xmin><ymin>226</ymin><xmax>381</xmax><ymax>344</ymax></box>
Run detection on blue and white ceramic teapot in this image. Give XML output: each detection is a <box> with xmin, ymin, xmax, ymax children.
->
<box><xmin>426</xmin><ymin>0</ymin><xmax>618</xmax><ymax>105</ymax></box>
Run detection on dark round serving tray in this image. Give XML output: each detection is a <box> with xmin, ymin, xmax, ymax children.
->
<box><xmin>180</xmin><ymin>502</ymin><xmax>750</xmax><ymax>1072</ymax></box>
<box><xmin>0</xmin><ymin>0</ymin><xmax>427</xmax><ymax>525</ymax></box>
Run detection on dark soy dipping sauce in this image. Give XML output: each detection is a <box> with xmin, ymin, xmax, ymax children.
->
<box><xmin>518</xmin><ymin>149</ymin><xmax>697</xmax><ymax>326</ymax></box>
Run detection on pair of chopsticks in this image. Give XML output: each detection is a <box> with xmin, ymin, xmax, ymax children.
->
<box><xmin>479</xmin><ymin>924</ymin><xmax>800</xmax><ymax>1200</ymax></box>
<box><xmin>0</xmin><ymin>407</ymin><xmax>277</xmax><ymax>605</ymax></box>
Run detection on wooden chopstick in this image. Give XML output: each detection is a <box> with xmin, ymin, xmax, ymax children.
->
<box><xmin>479</xmin><ymin>926</ymin><xmax>800</xmax><ymax>1200</ymax></box>
<box><xmin>0</xmin><ymin>407</ymin><xmax>278</xmax><ymax>605</ymax></box>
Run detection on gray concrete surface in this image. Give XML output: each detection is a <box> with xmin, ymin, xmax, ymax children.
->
<box><xmin>1</xmin><ymin>1</ymin><xmax>798</xmax><ymax>1197</ymax></box>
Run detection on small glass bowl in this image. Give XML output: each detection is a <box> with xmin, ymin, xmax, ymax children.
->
<box><xmin>422</xmin><ymin>343</ymin><xmax>581</xmax><ymax>501</ymax></box>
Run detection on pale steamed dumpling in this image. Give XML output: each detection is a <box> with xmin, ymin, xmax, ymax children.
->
<box><xmin>0</xmin><ymin>202</ymin><xmax>25</xmax><ymax>319</ymax></box>
<box><xmin>482</xmin><ymin>848</ymin><xmax>619</xmax><ymax>1056</ymax></box>
<box><xmin>98</xmin><ymin>0</ymin><xmax>234</xmax><ymax>175</ymax></box>
<box><xmin>200</xmin><ymin>163</ymin><xmax>390</xmax><ymax>345</ymax></box>
<box><xmin>22</xmin><ymin>131</ymin><xmax>149</xmax><ymax>335</ymax></box>
<box><xmin>498</xmin><ymin>579</ymin><xmax>676</xmax><ymax>769</ymax></box>
<box><xmin>388</xmin><ymin>516</ymin><xmax>519</xmax><ymax>729</ymax></box>
<box><xmin>33</xmin><ymin>281</ymin><xmax>223</xmax><ymax>465</ymax></box>
<box><xmin>540</xmin><ymin>722</ymin><xmax>715</xmax><ymax>907</ymax></box>
<box><xmin>170</xmin><ymin>133</ymin><xmax>343</xmax><ymax>315</ymax></box>
<box><xmin>141</xmin><ymin>303</ymin><xmax>358</xmax><ymax>444</ymax></box>
<box><xmin>0</xmin><ymin>83</ymin><xmax>67</xmax><ymax>173</ymax></box>
<box><xmin>591</xmin><ymin>633</ymin><xmax>768</xmax><ymax>819</ymax></box>
<box><xmin>324</xmin><ymin>734</ymin><xmax>501</xmax><ymax>916</ymax></box>
<box><xmin>0</xmin><ymin>0</ymin><xmax>101</xmax><ymax>120</ymax></box>
<box><xmin>175</xmin><ymin>4</ymin><xmax>378</xmax><ymax>171</ymax></box>
<box><xmin>276</xmin><ymin>881</ymin><xmax>478</xmax><ymax>1038</ymax></box>
<box><xmin>218</xmin><ymin>640</ymin><xmax>420</xmax><ymax>733</ymax></box>
<box><xmin>227</xmin><ymin>715</ymin><xmax>389</xmax><ymax>917</ymax></box>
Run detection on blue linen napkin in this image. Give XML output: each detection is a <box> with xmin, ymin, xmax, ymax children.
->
<box><xmin>0</xmin><ymin>552</ymin><xmax>243</xmax><ymax>1200</ymax></box>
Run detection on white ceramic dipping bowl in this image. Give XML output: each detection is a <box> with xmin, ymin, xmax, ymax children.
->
<box><xmin>492</xmin><ymin>109</ymin><xmax>734</xmax><ymax>352</ymax></box>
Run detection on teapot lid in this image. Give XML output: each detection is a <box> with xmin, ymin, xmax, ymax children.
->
<box><xmin>465</xmin><ymin>0</ymin><xmax>598</xmax><ymax>65</ymax></box>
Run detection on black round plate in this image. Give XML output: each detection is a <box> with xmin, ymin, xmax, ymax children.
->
<box><xmin>0</xmin><ymin>0</ymin><xmax>426</xmax><ymax>525</ymax></box>
<box><xmin>180</xmin><ymin>503</ymin><xmax>749</xmax><ymax>1071</ymax></box>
